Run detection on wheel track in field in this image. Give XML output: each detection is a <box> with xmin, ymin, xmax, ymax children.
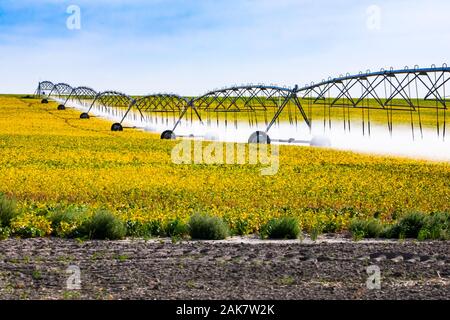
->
<box><xmin>23</xmin><ymin>98</ymin><xmax>119</xmax><ymax>137</ymax></box>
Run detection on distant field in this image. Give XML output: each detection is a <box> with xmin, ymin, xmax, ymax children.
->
<box><xmin>18</xmin><ymin>93</ymin><xmax>446</xmax><ymax>130</ymax></box>
<box><xmin>189</xmin><ymin>97</ymin><xmax>447</xmax><ymax>130</ymax></box>
<box><xmin>0</xmin><ymin>96</ymin><xmax>449</xmax><ymax>236</ymax></box>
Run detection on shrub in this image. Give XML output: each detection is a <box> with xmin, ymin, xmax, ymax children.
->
<box><xmin>126</xmin><ymin>220</ymin><xmax>146</xmax><ymax>237</ymax></box>
<box><xmin>381</xmin><ymin>212</ymin><xmax>449</xmax><ymax>240</ymax></box>
<box><xmin>126</xmin><ymin>220</ymin><xmax>164</xmax><ymax>238</ymax></box>
<box><xmin>364</xmin><ymin>220</ymin><xmax>383</xmax><ymax>237</ymax></box>
<box><xmin>310</xmin><ymin>226</ymin><xmax>322</xmax><ymax>241</ymax></box>
<box><xmin>188</xmin><ymin>213</ymin><xmax>229</xmax><ymax>240</ymax></box>
<box><xmin>349</xmin><ymin>218</ymin><xmax>383</xmax><ymax>240</ymax></box>
<box><xmin>260</xmin><ymin>217</ymin><xmax>300</xmax><ymax>239</ymax></box>
<box><xmin>231</xmin><ymin>219</ymin><xmax>251</xmax><ymax>236</ymax></box>
<box><xmin>380</xmin><ymin>223</ymin><xmax>399</xmax><ymax>239</ymax></box>
<box><xmin>397</xmin><ymin>212</ymin><xmax>426</xmax><ymax>238</ymax></box>
<box><xmin>363</xmin><ymin>219</ymin><xmax>383</xmax><ymax>237</ymax></box>
<box><xmin>0</xmin><ymin>226</ymin><xmax>11</xmax><ymax>240</ymax></box>
<box><xmin>48</xmin><ymin>206</ymin><xmax>87</xmax><ymax>238</ymax></box>
<box><xmin>147</xmin><ymin>220</ymin><xmax>164</xmax><ymax>237</ymax></box>
<box><xmin>0</xmin><ymin>194</ymin><xmax>19</xmax><ymax>228</ymax></box>
<box><xmin>383</xmin><ymin>212</ymin><xmax>425</xmax><ymax>239</ymax></box>
<box><xmin>165</xmin><ymin>217</ymin><xmax>189</xmax><ymax>238</ymax></box>
<box><xmin>11</xmin><ymin>214</ymin><xmax>52</xmax><ymax>238</ymax></box>
<box><xmin>78</xmin><ymin>209</ymin><xmax>126</xmax><ymax>240</ymax></box>
<box><xmin>126</xmin><ymin>220</ymin><xmax>145</xmax><ymax>237</ymax></box>
<box><xmin>418</xmin><ymin>212</ymin><xmax>449</xmax><ymax>240</ymax></box>
<box><xmin>349</xmin><ymin>219</ymin><xmax>367</xmax><ymax>240</ymax></box>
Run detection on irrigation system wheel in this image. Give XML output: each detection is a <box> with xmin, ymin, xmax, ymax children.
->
<box><xmin>41</xmin><ymin>99</ymin><xmax>48</xmax><ymax>104</ymax></box>
<box><xmin>111</xmin><ymin>123</ymin><xmax>123</xmax><ymax>131</ymax></box>
<box><xmin>161</xmin><ymin>130</ymin><xmax>176</xmax><ymax>140</ymax></box>
<box><xmin>57</xmin><ymin>104</ymin><xmax>65</xmax><ymax>110</ymax></box>
<box><xmin>248</xmin><ymin>131</ymin><xmax>271</xmax><ymax>144</ymax></box>
<box><xmin>80</xmin><ymin>112</ymin><xmax>90</xmax><ymax>119</ymax></box>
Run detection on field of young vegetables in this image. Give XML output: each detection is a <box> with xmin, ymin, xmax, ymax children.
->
<box><xmin>0</xmin><ymin>95</ymin><xmax>449</xmax><ymax>240</ymax></box>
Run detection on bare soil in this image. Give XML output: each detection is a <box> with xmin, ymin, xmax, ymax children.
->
<box><xmin>0</xmin><ymin>238</ymin><xmax>448</xmax><ymax>300</ymax></box>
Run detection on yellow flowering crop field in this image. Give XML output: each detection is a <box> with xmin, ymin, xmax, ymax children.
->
<box><xmin>1</xmin><ymin>95</ymin><xmax>449</xmax><ymax>236</ymax></box>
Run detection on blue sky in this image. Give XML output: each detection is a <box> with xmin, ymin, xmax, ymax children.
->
<box><xmin>0</xmin><ymin>0</ymin><xmax>449</xmax><ymax>94</ymax></box>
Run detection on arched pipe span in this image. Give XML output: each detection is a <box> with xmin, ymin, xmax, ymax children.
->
<box><xmin>56</xmin><ymin>86</ymin><xmax>97</xmax><ymax>111</ymax></box>
<box><xmin>167</xmin><ymin>84</ymin><xmax>309</xmax><ymax>143</ymax></box>
<box><xmin>48</xmin><ymin>83</ymin><xmax>73</xmax><ymax>98</ymax></box>
<box><xmin>297</xmin><ymin>65</ymin><xmax>450</xmax><ymax>110</ymax></box>
<box><xmin>121</xmin><ymin>94</ymin><xmax>194</xmax><ymax>137</ymax></box>
<box><xmin>80</xmin><ymin>91</ymin><xmax>139</xmax><ymax>132</ymax></box>
<box><xmin>35</xmin><ymin>81</ymin><xmax>55</xmax><ymax>103</ymax></box>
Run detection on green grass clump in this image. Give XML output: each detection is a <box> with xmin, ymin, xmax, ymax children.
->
<box><xmin>392</xmin><ymin>212</ymin><xmax>426</xmax><ymax>238</ymax></box>
<box><xmin>48</xmin><ymin>205</ymin><xmax>88</xmax><ymax>238</ymax></box>
<box><xmin>417</xmin><ymin>212</ymin><xmax>449</xmax><ymax>240</ymax></box>
<box><xmin>349</xmin><ymin>218</ymin><xmax>383</xmax><ymax>240</ymax></box>
<box><xmin>126</xmin><ymin>220</ymin><xmax>164</xmax><ymax>238</ymax></box>
<box><xmin>0</xmin><ymin>194</ymin><xmax>18</xmax><ymax>228</ymax></box>
<box><xmin>78</xmin><ymin>209</ymin><xmax>126</xmax><ymax>240</ymax></box>
<box><xmin>188</xmin><ymin>213</ymin><xmax>229</xmax><ymax>240</ymax></box>
<box><xmin>260</xmin><ymin>217</ymin><xmax>300</xmax><ymax>239</ymax></box>
<box><xmin>165</xmin><ymin>217</ymin><xmax>189</xmax><ymax>239</ymax></box>
<box><xmin>350</xmin><ymin>212</ymin><xmax>450</xmax><ymax>241</ymax></box>
<box><xmin>382</xmin><ymin>212</ymin><xmax>426</xmax><ymax>239</ymax></box>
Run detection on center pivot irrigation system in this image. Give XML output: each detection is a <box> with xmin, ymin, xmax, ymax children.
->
<box><xmin>36</xmin><ymin>64</ymin><xmax>449</xmax><ymax>145</ymax></box>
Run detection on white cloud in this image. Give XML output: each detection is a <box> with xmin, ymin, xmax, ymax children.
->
<box><xmin>1</xmin><ymin>0</ymin><xmax>449</xmax><ymax>94</ymax></box>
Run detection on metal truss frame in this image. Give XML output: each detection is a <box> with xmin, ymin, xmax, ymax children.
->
<box><xmin>81</xmin><ymin>91</ymin><xmax>136</xmax><ymax>118</ymax></box>
<box><xmin>296</xmin><ymin>64</ymin><xmax>449</xmax><ymax>138</ymax></box>
<box><xmin>171</xmin><ymin>84</ymin><xmax>310</xmax><ymax>134</ymax></box>
<box><xmin>48</xmin><ymin>83</ymin><xmax>73</xmax><ymax>100</ymax></box>
<box><xmin>298</xmin><ymin>65</ymin><xmax>449</xmax><ymax>110</ymax></box>
<box><xmin>37</xmin><ymin>64</ymin><xmax>449</xmax><ymax>141</ymax></box>
<box><xmin>35</xmin><ymin>81</ymin><xmax>55</xmax><ymax>97</ymax></box>
<box><xmin>64</xmin><ymin>86</ymin><xmax>98</xmax><ymax>105</ymax></box>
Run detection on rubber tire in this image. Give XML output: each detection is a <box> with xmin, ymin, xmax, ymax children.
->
<box><xmin>41</xmin><ymin>99</ymin><xmax>48</xmax><ymax>104</ymax></box>
<box><xmin>57</xmin><ymin>105</ymin><xmax>65</xmax><ymax>110</ymax></box>
<box><xmin>111</xmin><ymin>123</ymin><xmax>123</xmax><ymax>131</ymax></box>
<box><xmin>161</xmin><ymin>130</ymin><xmax>176</xmax><ymax>140</ymax></box>
<box><xmin>80</xmin><ymin>113</ymin><xmax>90</xmax><ymax>119</ymax></box>
<box><xmin>248</xmin><ymin>131</ymin><xmax>271</xmax><ymax>144</ymax></box>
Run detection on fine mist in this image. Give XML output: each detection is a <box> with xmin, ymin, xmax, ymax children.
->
<box><xmin>65</xmin><ymin>100</ymin><xmax>450</xmax><ymax>162</ymax></box>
